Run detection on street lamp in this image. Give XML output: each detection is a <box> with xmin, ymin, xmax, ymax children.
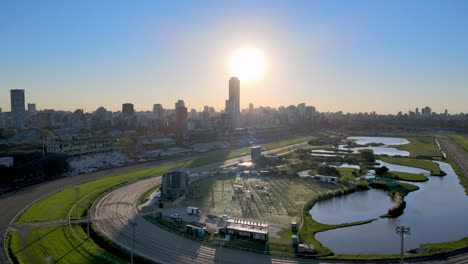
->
<box><xmin>130</xmin><ymin>220</ymin><xmax>137</xmax><ymax>264</ymax></box>
<box><xmin>396</xmin><ymin>225</ymin><xmax>411</xmax><ymax>264</ymax></box>
<box><xmin>74</xmin><ymin>185</ymin><xmax>79</xmax><ymax>219</ymax></box>
<box><xmin>84</xmin><ymin>202</ymin><xmax>91</xmax><ymax>239</ymax></box>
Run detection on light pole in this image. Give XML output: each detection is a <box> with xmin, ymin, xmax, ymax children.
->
<box><xmin>74</xmin><ymin>185</ymin><xmax>79</xmax><ymax>219</ymax></box>
<box><xmin>130</xmin><ymin>220</ymin><xmax>137</xmax><ymax>264</ymax></box>
<box><xmin>396</xmin><ymin>225</ymin><xmax>411</xmax><ymax>264</ymax></box>
<box><xmin>84</xmin><ymin>202</ymin><xmax>91</xmax><ymax>239</ymax></box>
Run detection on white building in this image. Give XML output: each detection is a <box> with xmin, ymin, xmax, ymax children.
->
<box><xmin>47</xmin><ymin>134</ymin><xmax>120</xmax><ymax>156</ymax></box>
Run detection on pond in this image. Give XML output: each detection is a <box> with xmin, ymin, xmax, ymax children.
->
<box><xmin>311</xmin><ymin>161</ymin><xmax>468</xmax><ymax>254</ymax></box>
<box><xmin>336</xmin><ymin>136</ymin><xmax>410</xmax><ymax>157</ymax></box>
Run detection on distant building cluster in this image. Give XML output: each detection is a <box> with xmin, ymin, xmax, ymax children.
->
<box><xmin>1</xmin><ymin>79</ymin><xmax>467</xmax><ymax>134</ymax></box>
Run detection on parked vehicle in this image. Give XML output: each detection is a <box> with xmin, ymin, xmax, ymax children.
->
<box><xmin>187</xmin><ymin>206</ymin><xmax>200</xmax><ymax>215</ymax></box>
<box><xmin>170</xmin><ymin>214</ymin><xmax>182</xmax><ymax>220</ymax></box>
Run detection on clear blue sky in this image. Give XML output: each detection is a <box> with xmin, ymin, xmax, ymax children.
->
<box><xmin>1</xmin><ymin>0</ymin><xmax>467</xmax><ymax>114</ymax></box>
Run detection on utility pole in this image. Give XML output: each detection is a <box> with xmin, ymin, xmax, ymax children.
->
<box><xmin>85</xmin><ymin>202</ymin><xmax>91</xmax><ymax>239</ymax></box>
<box><xmin>74</xmin><ymin>185</ymin><xmax>79</xmax><ymax>219</ymax></box>
<box><xmin>130</xmin><ymin>220</ymin><xmax>137</xmax><ymax>264</ymax></box>
<box><xmin>396</xmin><ymin>225</ymin><xmax>411</xmax><ymax>264</ymax></box>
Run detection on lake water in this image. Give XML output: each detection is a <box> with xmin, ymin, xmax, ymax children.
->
<box><xmin>338</xmin><ymin>136</ymin><xmax>410</xmax><ymax>157</ymax></box>
<box><xmin>312</xmin><ymin>161</ymin><xmax>468</xmax><ymax>254</ymax></box>
<box><xmin>348</xmin><ymin>136</ymin><xmax>410</xmax><ymax>145</ymax></box>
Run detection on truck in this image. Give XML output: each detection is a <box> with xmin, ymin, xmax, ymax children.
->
<box><xmin>187</xmin><ymin>206</ymin><xmax>200</xmax><ymax>216</ymax></box>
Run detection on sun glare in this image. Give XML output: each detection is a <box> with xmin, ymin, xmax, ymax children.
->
<box><xmin>229</xmin><ymin>48</ymin><xmax>266</xmax><ymax>81</ymax></box>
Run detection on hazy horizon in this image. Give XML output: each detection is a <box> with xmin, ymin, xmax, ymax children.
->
<box><xmin>1</xmin><ymin>0</ymin><xmax>468</xmax><ymax>114</ymax></box>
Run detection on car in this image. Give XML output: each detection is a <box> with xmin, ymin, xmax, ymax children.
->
<box><xmin>219</xmin><ymin>215</ymin><xmax>230</xmax><ymax>221</ymax></box>
<box><xmin>170</xmin><ymin>214</ymin><xmax>182</xmax><ymax>220</ymax></box>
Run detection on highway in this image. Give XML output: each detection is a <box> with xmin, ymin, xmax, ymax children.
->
<box><xmin>0</xmin><ymin>140</ymin><xmax>307</xmax><ymax>263</ymax></box>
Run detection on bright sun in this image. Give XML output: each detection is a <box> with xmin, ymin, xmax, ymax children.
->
<box><xmin>229</xmin><ymin>47</ymin><xmax>266</xmax><ymax>81</ymax></box>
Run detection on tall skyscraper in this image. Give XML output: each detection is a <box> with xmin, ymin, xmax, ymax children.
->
<box><xmin>11</xmin><ymin>89</ymin><xmax>25</xmax><ymax>127</ymax></box>
<box><xmin>228</xmin><ymin>77</ymin><xmax>240</xmax><ymax>128</ymax></box>
<box><xmin>175</xmin><ymin>100</ymin><xmax>187</xmax><ymax>130</ymax></box>
<box><xmin>122</xmin><ymin>103</ymin><xmax>134</xmax><ymax>117</ymax></box>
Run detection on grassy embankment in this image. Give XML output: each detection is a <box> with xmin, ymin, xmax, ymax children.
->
<box><xmin>384</xmin><ymin>172</ymin><xmax>428</xmax><ymax>182</ymax></box>
<box><xmin>449</xmin><ymin>134</ymin><xmax>468</xmax><ymax>152</ymax></box>
<box><xmin>379</xmin><ymin>156</ymin><xmax>444</xmax><ymax>175</ymax></box>
<box><xmin>395</xmin><ymin>136</ymin><xmax>442</xmax><ymax>158</ymax></box>
<box><xmin>138</xmin><ymin>185</ymin><xmax>160</xmax><ymax>205</ymax></box>
<box><xmin>444</xmin><ymin>135</ymin><xmax>468</xmax><ymax>194</ymax></box>
<box><xmin>9</xmin><ymin>135</ymin><xmax>315</xmax><ymax>263</ymax></box>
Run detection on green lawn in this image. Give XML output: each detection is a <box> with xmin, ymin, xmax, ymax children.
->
<box><xmin>383</xmin><ymin>172</ymin><xmax>428</xmax><ymax>182</ymax></box>
<box><xmin>380</xmin><ymin>156</ymin><xmax>443</xmax><ymax>175</ymax></box>
<box><xmin>449</xmin><ymin>135</ymin><xmax>468</xmax><ymax>152</ymax></box>
<box><xmin>395</xmin><ymin>136</ymin><xmax>442</xmax><ymax>157</ymax></box>
<box><xmin>9</xmin><ymin>226</ymin><xmax>127</xmax><ymax>264</ymax></box>
<box><xmin>337</xmin><ymin>167</ymin><xmax>359</xmax><ymax>178</ymax></box>
<box><xmin>138</xmin><ymin>185</ymin><xmax>160</xmax><ymax>205</ymax></box>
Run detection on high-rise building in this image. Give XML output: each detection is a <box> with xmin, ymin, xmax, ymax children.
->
<box><xmin>228</xmin><ymin>77</ymin><xmax>240</xmax><ymax>128</ymax></box>
<box><xmin>249</xmin><ymin>103</ymin><xmax>254</xmax><ymax>113</ymax></box>
<box><xmin>27</xmin><ymin>103</ymin><xmax>37</xmax><ymax>114</ymax></box>
<box><xmin>175</xmin><ymin>100</ymin><xmax>187</xmax><ymax>130</ymax></box>
<box><xmin>122</xmin><ymin>103</ymin><xmax>134</xmax><ymax>117</ymax></box>
<box><xmin>153</xmin><ymin>104</ymin><xmax>165</xmax><ymax>119</ymax></box>
<box><xmin>11</xmin><ymin>89</ymin><xmax>26</xmax><ymax>127</ymax></box>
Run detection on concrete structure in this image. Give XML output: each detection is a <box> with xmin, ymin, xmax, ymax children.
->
<box><xmin>0</xmin><ymin>157</ymin><xmax>14</xmax><ymax>167</ymax></box>
<box><xmin>153</xmin><ymin>104</ymin><xmax>164</xmax><ymax>119</ymax></box>
<box><xmin>250</xmin><ymin>146</ymin><xmax>262</xmax><ymax>161</ymax></box>
<box><xmin>47</xmin><ymin>134</ymin><xmax>120</xmax><ymax>156</ymax></box>
<box><xmin>223</xmin><ymin>219</ymin><xmax>269</xmax><ymax>242</ymax></box>
<box><xmin>10</xmin><ymin>89</ymin><xmax>25</xmax><ymax>127</ymax></box>
<box><xmin>161</xmin><ymin>168</ymin><xmax>189</xmax><ymax>202</ymax></box>
<box><xmin>27</xmin><ymin>103</ymin><xmax>37</xmax><ymax>114</ymax></box>
<box><xmin>228</xmin><ymin>77</ymin><xmax>240</xmax><ymax>128</ymax></box>
<box><xmin>314</xmin><ymin>175</ymin><xmax>338</xmax><ymax>184</ymax></box>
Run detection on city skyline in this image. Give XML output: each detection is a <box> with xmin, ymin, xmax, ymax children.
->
<box><xmin>1</xmin><ymin>1</ymin><xmax>468</xmax><ymax>113</ymax></box>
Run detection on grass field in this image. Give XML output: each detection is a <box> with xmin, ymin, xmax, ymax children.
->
<box><xmin>449</xmin><ymin>135</ymin><xmax>468</xmax><ymax>152</ymax></box>
<box><xmin>395</xmin><ymin>136</ymin><xmax>442</xmax><ymax>157</ymax></box>
<box><xmin>337</xmin><ymin>167</ymin><xmax>359</xmax><ymax>178</ymax></box>
<box><xmin>380</xmin><ymin>156</ymin><xmax>443</xmax><ymax>175</ymax></box>
<box><xmin>383</xmin><ymin>172</ymin><xmax>428</xmax><ymax>182</ymax></box>
<box><xmin>9</xmin><ymin>225</ymin><xmax>127</xmax><ymax>264</ymax></box>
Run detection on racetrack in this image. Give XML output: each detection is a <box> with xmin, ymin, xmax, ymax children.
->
<box><xmin>0</xmin><ymin>140</ymin><xmax>308</xmax><ymax>263</ymax></box>
<box><xmin>437</xmin><ymin>136</ymin><xmax>468</xmax><ymax>180</ymax></box>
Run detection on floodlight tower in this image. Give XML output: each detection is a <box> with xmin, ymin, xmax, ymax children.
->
<box><xmin>130</xmin><ymin>220</ymin><xmax>137</xmax><ymax>264</ymax></box>
<box><xmin>396</xmin><ymin>225</ymin><xmax>411</xmax><ymax>264</ymax></box>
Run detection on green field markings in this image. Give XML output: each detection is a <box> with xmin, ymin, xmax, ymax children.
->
<box><xmin>449</xmin><ymin>134</ymin><xmax>468</xmax><ymax>152</ymax></box>
<box><xmin>394</xmin><ymin>136</ymin><xmax>442</xmax><ymax>157</ymax></box>
<box><xmin>379</xmin><ymin>156</ymin><xmax>443</xmax><ymax>175</ymax></box>
<box><xmin>8</xmin><ymin>225</ymin><xmax>127</xmax><ymax>264</ymax></box>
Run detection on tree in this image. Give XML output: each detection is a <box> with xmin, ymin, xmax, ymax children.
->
<box><xmin>359</xmin><ymin>149</ymin><xmax>375</xmax><ymax>162</ymax></box>
<box><xmin>375</xmin><ymin>166</ymin><xmax>389</xmax><ymax>176</ymax></box>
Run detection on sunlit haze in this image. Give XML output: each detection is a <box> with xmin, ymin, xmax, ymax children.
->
<box><xmin>230</xmin><ymin>48</ymin><xmax>266</xmax><ymax>81</ymax></box>
<box><xmin>1</xmin><ymin>1</ymin><xmax>468</xmax><ymax>113</ymax></box>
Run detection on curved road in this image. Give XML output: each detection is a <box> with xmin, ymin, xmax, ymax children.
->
<box><xmin>0</xmin><ymin>140</ymin><xmax>308</xmax><ymax>263</ymax></box>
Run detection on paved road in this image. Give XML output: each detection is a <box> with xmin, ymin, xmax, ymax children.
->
<box><xmin>0</xmin><ymin>140</ymin><xmax>308</xmax><ymax>263</ymax></box>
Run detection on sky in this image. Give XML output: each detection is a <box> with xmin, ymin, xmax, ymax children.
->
<box><xmin>1</xmin><ymin>0</ymin><xmax>468</xmax><ymax>114</ymax></box>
